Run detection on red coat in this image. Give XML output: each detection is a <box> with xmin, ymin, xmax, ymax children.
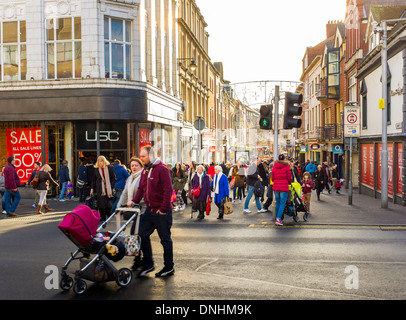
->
<box><xmin>207</xmin><ymin>166</ymin><xmax>215</xmax><ymax>177</ymax></box>
<box><xmin>271</xmin><ymin>160</ymin><xmax>292</xmax><ymax>192</ymax></box>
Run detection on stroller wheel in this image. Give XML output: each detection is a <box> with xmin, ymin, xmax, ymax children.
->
<box><xmin>303</xmin><ymin>213</ymin><xmax>308</xmax><ymax>222</ymax></box>
<box><xmin>293</xmin><ymin>215</ymin><xmax>299</xmax><ymax>223</ymax></box>
<box><xmin>60</xmin><ymin>275</ymin><xmax>73</xmax><ymax>291</ymax></box>
<box><xmin>116</xmin><ymin>268</ymin><xmax>133</xmax><ymax>288</ymax></box>
<box><xmin>73</xmin><ymin>278</ymin><xmax>87</xmax><ymax>295</ymax></box>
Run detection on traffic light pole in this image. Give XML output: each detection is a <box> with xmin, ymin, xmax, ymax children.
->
<box><xmin>271</xmin><ymin>86</ymin><xmax>280</xmax><ymax>222</ymax></box>
<box><xmin>273</xmin><ymin>85</ymin><xmax>280</xmax><ymax>161</ymax></box>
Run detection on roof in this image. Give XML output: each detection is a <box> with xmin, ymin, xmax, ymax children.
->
<box><xmin>370</xmin><ymin>5</ymin><xmax>406</xmax><ymax>23</ymax></box>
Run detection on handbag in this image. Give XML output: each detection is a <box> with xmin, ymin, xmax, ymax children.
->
<box><xmin>32</xmin><ymin>172</ymin><xmax>39</xmax><ymax>189</ymax></box>
<box><xmin>117</xmin><ymin>233</ymin><xmax>141</xmax><ymax>256</ymax></box>
<box><xmin>224</xmin><ymin>197</ymin><xmax>233</xmax><ymax>215</ymax></box>
<box><xmin>77</xmin><ymin>177</ymin><xmax>85</xmax><ymax>188</ymax></box>
<box><xmin>192</xmin><ymin>186</ymin><xmax>201</xmax><ymax>198</ymax></box>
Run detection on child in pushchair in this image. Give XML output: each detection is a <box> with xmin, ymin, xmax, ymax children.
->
<box><xmin>58</xmin><ymin>204</ymin><xmax>141</xmax><ymax>295</ymax></box>
<box><xmin>282</xmin><ymin>182</ymin><xmax>309</xmax><ymax>223</ymax></box>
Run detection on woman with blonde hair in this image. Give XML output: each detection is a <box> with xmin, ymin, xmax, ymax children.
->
<box><xmin>36</xmin><ymin>164</ymin><xmax>59</xmax><ymax>214</ymax></box>
<box><xmin>90</xmin><ymin>155</ymin><xmax>116</xmax><ymax>221</ymax></box>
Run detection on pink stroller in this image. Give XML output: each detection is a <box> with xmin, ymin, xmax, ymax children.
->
<box><xmin>58</xmin><ymin>205</ymin><xmax>141</xmax><ymax>295</ymax></box>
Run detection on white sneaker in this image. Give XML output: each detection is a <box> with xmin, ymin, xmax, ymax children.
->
<box><xmin>174</xmin><ymin>207</ymin><xmax>180</xmax><ymax>212</ymax></box>
<box><xmin>59</xmin><ymin>199</ymin><xmax>66</xmax><ymax>202</ymax></box>
<box><xmin>239</xmin><ymin>200</ymin><xmax>242</xmax><ymax>204</ymax></box>
<box><xmin>181</xmin><ymin>204</ymin><xmax>186</xmax><ymax>210</ymax></box>
<box><xmin>2</xmin><ymin>210</ymin><xmax>6</xmax><ymax>214</ymax></box>
<box><xmin>258</xmin><ymin>208</ymin><xmax>267</xmax><ymax>213</ymax></box>
<box><xmin>232</xmin><ymin>200</ymin><xmax>236</xmax><ymax>204</ymax></box>
<box><xmin>243</xmin><ymin>209</ymin><xmax>251</xmax><ymax>214</ymax></box>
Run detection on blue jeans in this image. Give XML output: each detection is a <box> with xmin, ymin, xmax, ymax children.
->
<box><xmin>111</xmin><ymin>189</ymin><xmax>123</xmax><ymax>213</ymax></box>
<box><xmin>4</xmin><ymin>189</ymin><xmax>21</xmax><ymax>215</ymax></box>
<box><xmin>274</xmin><ymin>191</ymin><xmax>289</xmax><ymax>220</ymax></box>
<box><xmin>139</xmin><ymin>209</ymin><xmax>174</xmax><ymax>269</ymax></box>
<box><xmin>59</xmin><ymin>181</ymin><xmax>68</xmax><ymax>200</ymax></box>
<box><xmin>244</xmin><ymin>185</ymin><xmax>262</xmax><ymax>210</ymax></box>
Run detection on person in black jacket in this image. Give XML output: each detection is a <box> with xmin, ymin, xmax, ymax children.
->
<box><xmin>90</xmin><ymin>156</ymin><xmax>116</xmax><ymax>221</ymax></box>
<box><xmin>314</xmin><ymin>165</ymin><xmax>325</xmax><ymax>201</ymax></box>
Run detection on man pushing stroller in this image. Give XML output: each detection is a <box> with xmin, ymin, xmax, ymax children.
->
<box><xmin>127</xmin><ymin>146</ymin><xmax>175</xmax><ymax>278</ymax></box>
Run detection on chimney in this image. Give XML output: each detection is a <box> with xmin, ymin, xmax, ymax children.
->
<box><xmin>326</xmin><ymin>20</ymin><xmax>337</xmax><ymax>38</ymax></box>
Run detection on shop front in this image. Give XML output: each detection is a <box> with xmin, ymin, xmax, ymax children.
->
<box><xmin>0</xmin><ymin>83</ymin><xmax>183</xmax><ymax>196</ymax></box>
<box><xmin>360</xmin><ymin>141</ymin><xmax>405</xmax><ymax>206</ymax></box>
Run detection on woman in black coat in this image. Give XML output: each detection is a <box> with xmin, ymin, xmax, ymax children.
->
<box><xmin>90</xmin><ymin>155</ymin><xmax>116</xmax><ymax>221</ymax></box>
<box><xmin>313</xmin><ymin>165</ymin><xmax>325</xmax><ymax>201</ymax></box>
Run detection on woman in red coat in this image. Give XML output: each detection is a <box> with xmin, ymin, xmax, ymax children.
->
<box><xmin>271</xmin><ymin>154</ymin><xmax>292</xmax><ymax>226</ymax></box>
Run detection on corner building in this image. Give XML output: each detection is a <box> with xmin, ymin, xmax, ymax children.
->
<box><xmin>0</xmin><ymin>0</ymin><xmax>183</xmax><ymax>187</ymax></box>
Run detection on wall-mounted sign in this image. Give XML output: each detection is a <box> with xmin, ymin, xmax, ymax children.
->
<box><xmin>6</xmin><ymin>127</ymin><xmax>43</xmax><ymax>183</ymax></box>
<box><xmin>76</xmin><ymin>122</ymin><xmax>127</xmax><ymax>150</ymax></box>
<box><xmin>310</xmin><ymin>143</ymin><xmax>320</xmax><ymax>151</ymax></box>
<box><xmin>333</xmin><ymin>144</ymin><xmax>344</xmax><ymax>154</ymax></box>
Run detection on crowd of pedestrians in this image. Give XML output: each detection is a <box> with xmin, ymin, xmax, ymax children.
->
<box><xmin>0</xmin><ymin>150</ymin><xmax>343</xmax><ymax>279</ymax></box>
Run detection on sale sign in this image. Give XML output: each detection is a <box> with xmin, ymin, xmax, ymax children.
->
<box><xmin>139</xmin><ymin>128</ymin><xmax>152</xmax><ymax>154</ymax></box>
<box><xmin>361</xmin><ymin>144</ymin><xmax>374</xmax><ymax>189</ymax></box>
<box><xmin>6</xmin><ymin>127</ymin><xmax>42</xmax><ymax>184</ymax></box>
<box><xmin>398</xmin><ymin>143</ymin><xmax>404</xmax><ymax>195</ymax></box>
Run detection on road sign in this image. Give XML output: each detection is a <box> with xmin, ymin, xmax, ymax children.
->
<box><xmin>344</xmin><ymin>105</ymin><xmax>361</xmax><ymax>137</ymax></box>
<box><xmin>194</xmin><ymin>118</ymin><xmax>205</xmax><ymax>131</ymax></box>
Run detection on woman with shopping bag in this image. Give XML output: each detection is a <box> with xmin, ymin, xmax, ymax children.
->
<box><xmin>191</xmin><ymin>165</ymin><xmax>211</xmax><ymax>220</ymax></box>
<box><xmin>210</xmin><ymin>165</ymin><xmax>230</xmax><ymax>220</ymax></box>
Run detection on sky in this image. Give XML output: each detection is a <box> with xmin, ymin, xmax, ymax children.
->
<box><xmin>196</xmin><ymin>0</ymin><xmax>346</xmax><ymax>84</ymax></box>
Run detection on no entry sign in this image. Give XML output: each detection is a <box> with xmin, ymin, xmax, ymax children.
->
<box><xmin>344</xmin><ymin>106</ymin><xmax>360</xmax><ymax>137</ymax></box>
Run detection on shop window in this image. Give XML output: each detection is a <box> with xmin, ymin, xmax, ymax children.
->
<box><xmin>104</xmin><ymin>17</ymin><xmax>132</xmax><ymax>79</ymax></box>
<box><xmin>0</xmin><ymin>20</ymin><xmax>27</xmax><ymax>81</ymax></box>
<box><xmin>46</xmin><ymin>17</ymin><xmax>82</xmax><ymax>79</ymax></box>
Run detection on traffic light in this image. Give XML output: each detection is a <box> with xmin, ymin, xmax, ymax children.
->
<box><xmin>259</xmin><ymin>104</ymin><xmax>273</xmax><ymax>130</ymax></box>
<box><xmin>283</xmin><ymin>92</ymin><xmax>303</xmax><ymax>129</ymax></box>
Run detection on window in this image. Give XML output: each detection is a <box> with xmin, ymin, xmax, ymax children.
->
<box><xmin>0</xmin><ymin>21</ymin><xmax>27</xmax><ymax>81</ymax></box>
<box><xmin>46</xmin><ymin>17</ymin><xmax>81</xmax><ymax>79</ymax></box>
<box><xmin>327</xmin><ymin>48</ymin><xmax>340</xmax><ymax>99</ymax></box>
<box><xmin>348</xmin><ymin>73</ymin><xmax>357</xmax><ymax>102</ymax></box>
<box><xmin>104</xmin><ymin>17</ymin><xmax>131</xmax><ymax>79</ymax></box>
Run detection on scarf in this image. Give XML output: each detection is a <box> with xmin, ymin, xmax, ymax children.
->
<box><xmin>213</xmin><ymin>172</ymin><xmax>223</xmax><ymax>195</ymax></box>
<box><xmin>99</xmin><ymin>167</ymin><xmax>113</xmax><ymax>198</ymax></box>
<box><xmin>127</xmin><ymin>170</ymin><xmax>142</xmax><ymax>203</ymax></box>
<box><xmin>196</xmin><ymin>172</ymin><xmax>204</xmax><ymax>186</ymax></box>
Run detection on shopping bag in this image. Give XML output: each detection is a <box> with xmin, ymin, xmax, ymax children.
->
<box><xmin>66</xmin><ymin>183</ymin><xmax>74</xmax><ymax>196</ymax></box>
<box><xmin>171</xmin><ymin>190</ymin><xmax>177</xmax><ymax>202</ymax></box>
<box><xmin>224</xmin><ymin>198</ymin><xmax>233</xmax><ymax>215</ymax></box>
<box><xmin>206</xmin><ymin>197</ymin><xmax>212</xmax><ymax>216</ymax></box>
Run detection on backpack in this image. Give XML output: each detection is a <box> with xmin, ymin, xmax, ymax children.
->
<box><xmin>253</xmin><ymin>180</ymin><xmax>264</xmax><ymax>198</ymax></box>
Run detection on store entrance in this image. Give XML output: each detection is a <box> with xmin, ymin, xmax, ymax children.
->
<box><xmin>74</xmin><ymin>150</ymin><xmax>127</xmax><ymax>184</ymax></box>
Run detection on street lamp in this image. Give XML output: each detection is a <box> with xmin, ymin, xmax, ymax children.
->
<box><xmin>373</xmin><ymin>17</ymin><xmax>406</xmax><ymax>208</ymax></box>
<box><xmin>178</xmin><ymin>57</ymin><xmax>198</xmax><ymax>71</ymax></box>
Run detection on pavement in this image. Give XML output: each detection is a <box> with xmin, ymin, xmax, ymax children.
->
<box><xmin>1</xmin><ymin>188</ymin><xmax>405</xmax><ymax>227</ymax></box>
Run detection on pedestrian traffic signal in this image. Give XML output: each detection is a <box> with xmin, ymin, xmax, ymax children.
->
<box><xmin>259</xmin><ymin>104</ymin><xmax>273</xmax><ymax>130</ymax></box>
<box><xmin>283</xmin><ymin>92</ymin><xmax>303</xmax><ymax>129</ymax></box>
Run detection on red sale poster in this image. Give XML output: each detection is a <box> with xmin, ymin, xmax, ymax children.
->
<box><xmin>6</xmin><ymin>127</ymin><xmax>42</xmax><ymax>184</ymax></box>
<box><xmin>361</xmin><ymin>144</ymin><xmax>374</xmax><ymax>188</ymax></box>
<box><xmin>398</xmin><ymin>143</ymin><xmax>403</xmax><ymax>195</ymax></box>
<box><xmin>377</xmin><ymin>143</ymin><xmax>394</xmax><ymax>196</ymax></box>
<box><xmin>139</xmin><ymin>128</ymin><xmax>152</xmax><ymax>154</ymax></box>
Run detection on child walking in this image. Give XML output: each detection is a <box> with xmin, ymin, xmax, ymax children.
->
<box><xmin>301</xmin><ymin>172</ymin><xmax>313</xmax><ymax>214</ymax></box>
